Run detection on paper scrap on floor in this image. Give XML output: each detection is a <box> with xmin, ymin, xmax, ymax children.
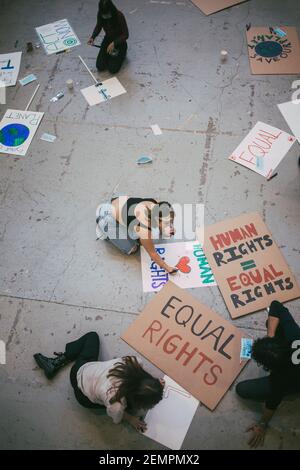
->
<box><xmin>140</xmin><ymin>240</ymin><xmax>216</xmax><ymax>292</ymax></box>
<box><xmin>40</xmin><ymin>133</ymin><xmax>56</xmax><ymax>142</ymax></box>
<box><xmin>81</xmin><ymin>77</ymin><xmax>126</xmax><ymax>106</ymax></box>
<box><xmin>278</xmin><ymin>101</ymin><xmax>300</xmax><ymax>144</ymax></box>
<box><xmin>143</xmin><ymin>375</ymin><xmax>199</xmax><ymax>450</ymax></box>
<box><xmin>36</xmin><ymin>19</ymin><xmax>80</xmax><ymax>55</ymax></box>
<box><xmin>151</xmin><ymin>124</ymin><xmax>162</xmax><ymax>135</ymax></box>
<box><xmin>19</xmin><ymin>74</ymin><xmax>37</xmax><ymax>86</ymax></box>
<box><xmin>228</xmin><ymin>121</ymin><xmax>296</xmax><ymax>178</ymax></box>
<box><xmin>0</xmin><ymin>52</ymin><xmax>22</xmax><ymax>87</ymax></box>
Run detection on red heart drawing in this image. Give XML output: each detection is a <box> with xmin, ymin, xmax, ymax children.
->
<box><xmin>176</xmin><ymin>256</ymin><xmax>191</xmax><ymax>274</ymax></box>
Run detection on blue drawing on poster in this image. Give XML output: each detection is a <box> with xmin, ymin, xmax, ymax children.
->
<box><xmin>255</xmin><ymin>41</ymin><xmax>283</xmax><ymax>58</ymax></box>
<box><xmin>1</xmin><ymin>59</ymin><xmax>14</xmax><ymax>70</ymax></box>
<box><xmin>0</xmin><ymin>123</ymin><xmax>30</xmax><ymax>147</ymax></box>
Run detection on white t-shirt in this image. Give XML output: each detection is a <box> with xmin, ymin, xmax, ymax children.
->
<box><xmin>76</xmin><ymin>357</ymin><xmax>141</xmax><ymax>424</ymax></box>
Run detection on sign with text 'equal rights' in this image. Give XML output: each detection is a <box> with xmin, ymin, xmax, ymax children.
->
<box><xmin>228</xmin><ymin>122</ymin><xmax>295</xmax><ymax>179</ymax></box>
<box><xmin>121</xmin><ymin>282</ymin><xmax>248</xmax><ymax>410</ymax></box>
<box><xmin>200</xmin><ymin>213</ymin><xmax>300</xmax><ymax>319</ymax></box>
<box><xmin>140</xmin><ymin>241</ymin><xmax>216</xmax><ymax>292</ymax></box>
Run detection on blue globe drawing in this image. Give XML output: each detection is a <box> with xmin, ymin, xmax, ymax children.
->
<box><xmin>255</xmin><ymin>41</ymin><xmax>283</xmax><ymax>58</ymax></box>
<box><xmin>0</xmin><ymin>123</ymin><xmax>30</xmax><ymax>147</ymax></box>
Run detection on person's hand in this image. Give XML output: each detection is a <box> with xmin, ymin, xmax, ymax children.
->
<box><xmin>246</xmin><ymin>423</ymin><xmax>267</xmax><ymax>448</ymax></box>
<box><xmin>107</xmin><ymin>41</ymin><xmax>115</xmax><ymax>54</ymax></box>
<box><xmin>87</xmin><ymin>37</ymin><xmax>94</xmax><ymax>46</ymax></box>
<box><xmin>167</xmin><ymin>267</ymin><xmax>178</xmax><ymax>276</ymax></box>
<box><xmin>128</xmin><ymin>416</ymin><xmax>147</xmax><ymax>433</ymax></box>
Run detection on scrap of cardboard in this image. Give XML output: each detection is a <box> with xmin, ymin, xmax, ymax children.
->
<box><xmin>200</xmin><ymin>213</ymin><xmax>300</xmax><ymax>319</ymax></box>
<box><xmin>190</xmin><ymin>0</ymin><xmax>247</xmax><ymax>15</ymax></box>
<box><xmin>0</xmin><ymin>109</ymin><xmax>44</xmax><ymax>156</ymax></box>
<box><xmin>278</xmin><ymin>101</ymin><xmax>300</xmax><ymax>144</ymax></box>
<box><xmin>36</xmin><ymin>19</ymin><xmax>80</xmax><ymax>55</ymax></box>
<box><xmin>246</xmin><ymin>26</ymin><xmax>300</xmax><ymax>75</ymax></box>
<box><xmin>121</xmin><ymin>282</ymin><xmax>249</xmax><ymax>410</ymax></box>
<box><xmin>143</xmin><ymin>375</ymin><xmax>199</xmax><ymax>450</ymax></box>
<box><xmin>228</xmin><ymin>121</ymin><xmax>296</xmax><ymax>179</ymax></box>
<box><xmin>141</xmin><ymin>241</ymin><xmax>216</xmax><ymax>292</ymax></box>
<box><xmin>0</xmin><ymin>52</ymin><xmax>22</xmax><ymax>87</ymax></box>
<box><xmin>80</xmin><ymin>78</ymin><xmax>126</xmax><ymax>106</ymax></box>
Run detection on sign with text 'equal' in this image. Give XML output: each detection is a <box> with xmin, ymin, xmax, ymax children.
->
<box><xmin>0</xmin><ymin>52</ymin><xmax>22</xmax><ymax>87</ymax></box>
<box><xmin>141</xmin><ymin>241</ymin><xmax>216</xmax><ymax>292</ymax></box>
<box><xmin>228</xmin><ymin>122</ymin><xmax>295</xmax><ymax>179</ymax></box>
<box><xmin>121</xmin><ymin>282</ymin><xmax>248</xmax><ymax>410</ymax></box>
<box><xmin>201</xmin><ymin>213</ymin><xmax>300</xmax><ymax>319</ymax></box>
<box><xmin>0</xmin><ymin>109</ymin><xmax>44</xmax><ymax>156</ymax></box>
<box><xmin>36</xmin><ymin>19</ymin><xmax>80</xmax><ymax>55</ymax></box>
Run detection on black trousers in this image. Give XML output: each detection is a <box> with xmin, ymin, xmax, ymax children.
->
<box><xmin>65</xmin><ymin>332</ymin><xmax>104</xmax><ymax>409</ymax></box>
<box><xmin>236</xmin><ymin>376</ymin><xmax>299</xmax><ymax>402</ymax></box>
<box><xmin>96</xmin><ymin>35</ymin><xmax>127</xmax><ymax>74</ymax></box>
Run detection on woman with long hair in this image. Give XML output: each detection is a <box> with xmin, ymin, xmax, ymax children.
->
<box><xmin>34</xmin><ymin>332</ymin><xmax>164</xmax><ymax>431</ymax></box>
<box><xmin>88</xmin><ymin>0</ymin><xmax>129</xmax><ymax>74</ymax></box>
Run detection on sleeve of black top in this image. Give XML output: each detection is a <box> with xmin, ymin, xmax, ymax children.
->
<box><xmin>114</xmin><ymin>13</ymin><xmax>129</xmax><ymax>47</ymax></box>
<box><xmin>268</xmin><ymin>300</ymin><xmax>300</xmax><ymax>344</ymax></box>
<box><xmin>91</xmin><ymin>12</ymin><xmax>103</xmax><ymax>39</ymax></box>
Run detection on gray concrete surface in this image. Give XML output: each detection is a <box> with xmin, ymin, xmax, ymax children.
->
<box><xmin>0</xmin><ymin>0</ymin><xmax>299</xmax><ymax>450</ymax></box>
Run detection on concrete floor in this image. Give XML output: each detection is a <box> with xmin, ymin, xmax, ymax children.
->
<box><xmin>0</xmin><ymin>0</ymin><xmax>300</xmax><ymax>450</ymax></box>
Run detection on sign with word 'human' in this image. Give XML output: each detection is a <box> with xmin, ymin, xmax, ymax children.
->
<box><xmin>200</xmin><ymin>213</ymin><xmax>300</xmax><ymax>319</ymax></box>
<box><xmin>246</xmin><ymin>27</ymin><xmax>300</xmax><ymax>75</ymax></box>
<box><xmin>0</xmin><ymin>109</ymin><xmax>44</xmax><ymax>156</ymax></box>
<box><xmin>36</xmin><ymin>19</ymin><xmax>80</xmax><ymax>55</ymax></box>
<box><xmin>121</xmin><ymin>282</ymin><xmax>248</xmax><ymax>410</ymax></box>
<box><xmin>0</xmin><ymin>52</ymin><xmax>22</xmax><ymax>87</ymax></box>
<box><xmin>141</xmin><ymin>241</ymin><xmax>216</xmax><ymax>292</ymax></box>
<box><xmin>228</xmin><ymin>122</ymin><xmax>295</xmax><ymax>179</ymax></box>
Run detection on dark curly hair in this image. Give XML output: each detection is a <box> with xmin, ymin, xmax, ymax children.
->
<box><xmin>252</xmin><ymin>336</ymin><xmax>290</xmax><ymax>371</ymax></box>
<box><xmin>107</xmin><ymin>356</ymin><xmax>164</xmax><ymax>411</ymax></box>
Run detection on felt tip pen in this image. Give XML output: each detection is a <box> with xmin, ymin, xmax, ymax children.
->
<box><xmin>267</xmin><ymin>172</ymin><xmax>278</xmax><ymax>181</ymax></box>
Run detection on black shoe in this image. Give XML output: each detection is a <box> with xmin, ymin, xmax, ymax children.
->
<box><xmin>33</xmin><ymin>352</ymin><xmax>69</xmax><ymax>379</ymax></box>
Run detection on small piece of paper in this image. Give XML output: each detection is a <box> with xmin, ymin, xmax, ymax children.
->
<box><xmin>50</xmin><ymin>91</ymin><xmax>64</xmax><ymax>102</ymax></box>
<box><xmin>240</xmin><ymin>338</ymin><xmax>253</xmax><ymax>361</ymax></box>
<box><xmin>40</xmin><ymin>133</ymin><xmax>56</xmax><ymax>142</ymax></box>
<box><xmin>151</xmin><ymin>124</ymin><xmax>162</xmax><ymax>135</ymax></box>
<box><xmin>19</xmin><ymin>74</ymin><xmax>37</xmax><ymax>86</ymax></box>
<box><xmin>137</xmin><ymin>155</ymin><xmax>153</xmax><ymax>165</ymax></box>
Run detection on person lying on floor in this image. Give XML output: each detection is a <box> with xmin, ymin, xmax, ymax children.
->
<box><xmin>34</xmin><ymin>332</ymin><xmax>165</xmax><ymax>432</ymax></box>
<box><xmin>88</xmin><ymin>0</ymin><xmax>129</xmax><ymax>74</ymax></box>
<box><xmin>236</xmin><ymin>300</ymin><xmax>300</xmax><ymax>448</ymax></box>
<box><xmin>96</xmin><ymin>196</ymin><xmax>179</xmax><ymax>275</ymax></box>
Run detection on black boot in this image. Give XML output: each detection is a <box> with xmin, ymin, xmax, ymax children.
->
<box><xmin>33</xmin><ymin>352</ymin><xmax>70</xmax><ymax>379</ymax></box>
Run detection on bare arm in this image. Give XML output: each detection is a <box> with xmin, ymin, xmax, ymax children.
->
<box><xmin>123</xmin><ymin>412</ymin><xmax>147</xmax><ymax>432</ymax></box>
<box><xmin>140</xmin><ymin>237</ymin><xmax>177</xmax><ymax>274</ymax></box>
<box><xmin>267</xmin><ymin>315</ymin><xmax>280</xmax><ymax>338</ymax></box>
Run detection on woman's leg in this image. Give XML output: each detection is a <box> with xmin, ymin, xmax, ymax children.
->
<box><xmin>107</xmin><ymin>42</ymin><xmax>128</xmax><ymax>74</ymax></box>
<box><xmin>96</xmin><ymin>36</ymin><xmax>110</xmax><ymax>71</ymax></box>
<box><xmin>65</xmin><ymin>331</ymin><xmax>100</xmax><ymax>363</ymax></box>
<box><xmin>236</xmin><ymin>376</ymin><xmax>271</xmax><ymax>402</ymax></box>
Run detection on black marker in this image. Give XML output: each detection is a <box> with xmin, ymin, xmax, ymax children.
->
<box><xmin>267</xmin><ymin>172</ymin><xmax>278</xmax><ymax>181</ymax></box>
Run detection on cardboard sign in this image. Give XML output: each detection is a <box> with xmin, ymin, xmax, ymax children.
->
<box><xmin>0</xmin><ymin>52</ymin><xmax>22</xmax><ymax>87</ymax></box>
<box><xmin>0</xmin><ymin>109</ymin><xmax>44</xmax><ymax>156</ymax></box>
<box><xmin>190</xmin><ymin>0</ymin><xmax>247</xmax><ymax>15</ymax></box>
<box><xmin>36</xmin><ymin>19</ymin><xmax>80</xmax><ymax>55</ymax></box>
<box><xmin>201</xmin><ymin>213</ymin><xmax>300</xmax><ymax>319</ymax></box>
<box><xmin>278</xmin><ymin>101</ymin><xmax>300</xmax><ymax>144</ymax></box>
<box><xmin>80</xmin><ymin>78</ymin><xmax>126</xmax><ymax>106</ymax></box>
<box><xmin>141</xmin><ymin>241</ymin><xmax>216</xmax><ymax>292</ymax></box>
<box><xmin>228</xmin><ymin>122</ymin><xmax>295</xmax><ymax>179</ymax></box>
<box><xmin>121</xmin><ymin>282</ymin><xmax>248</xmax><ymax>410</ymax></box>
<box><xmin>143</xmin><ymin>375</ymin><xmax>199</xmax><ymax>450</ymax></box>
<box><xmin>247</xmin><ymin>27</ymin><xmax>300</xmax><ymax>75</ymax></box>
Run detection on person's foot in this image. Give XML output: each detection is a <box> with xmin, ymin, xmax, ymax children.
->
<box><xmin>33</xmin><ymin>352</ymin><xmax>69</xmax><ymax>379</ymax></box>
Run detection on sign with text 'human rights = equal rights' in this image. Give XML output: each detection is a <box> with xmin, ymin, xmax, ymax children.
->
<box><xmin>141</xmin><ymin>241</ymin><xmax>216</xmax><ymax>292</ymax></box>
<box><xmin>200</xmin><ymin>213</ymin><xmax>300</xmax><ymax>319</ymax></box>
<box><xmin>121</xmin><ymin>282</ymin><xmax>249</xmax><ymax>410</ymax></box>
